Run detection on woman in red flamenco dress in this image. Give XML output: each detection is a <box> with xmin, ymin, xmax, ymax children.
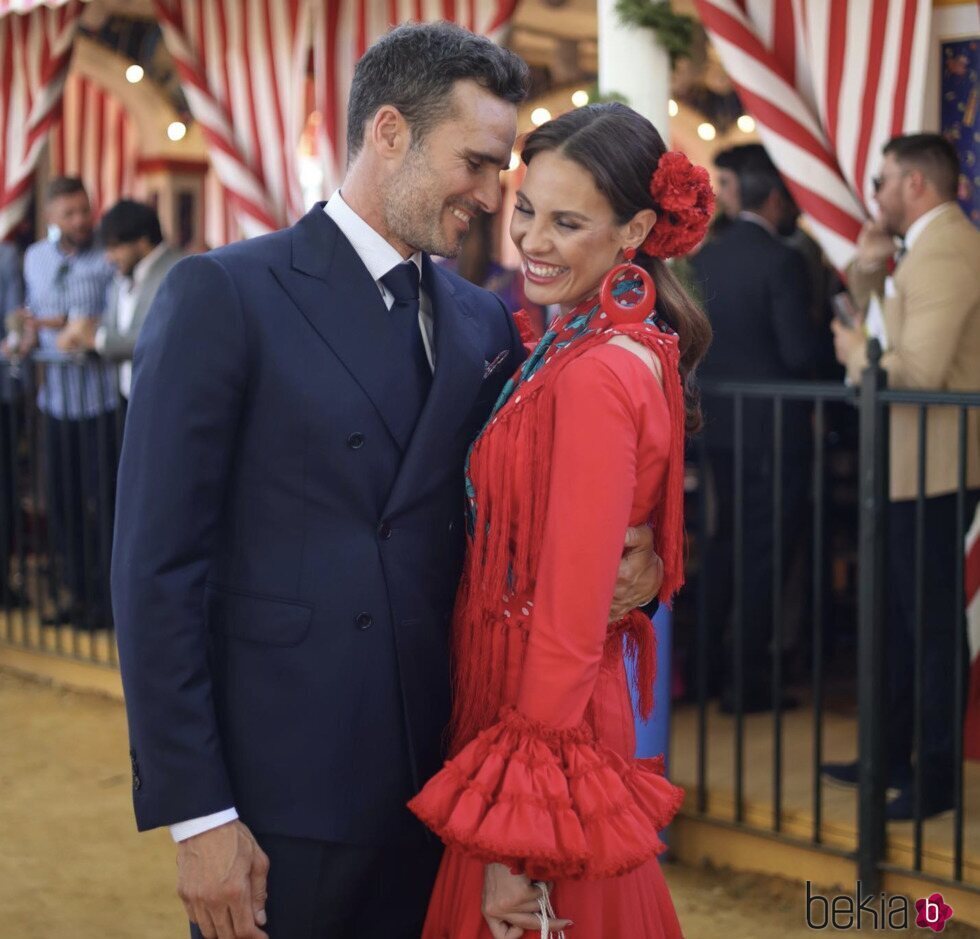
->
<box><xmin>409</xmin><ymin>103</ymin><xmax>714</xmax><ymax>938</ymax></box>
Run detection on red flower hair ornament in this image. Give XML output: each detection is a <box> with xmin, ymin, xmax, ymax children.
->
<box><xmin>641</xmin><ymin>151</ymin><xmax>715</xmax><ymax>259</ymax></box>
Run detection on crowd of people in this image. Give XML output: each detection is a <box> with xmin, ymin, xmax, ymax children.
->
<box><xmin>0</xmin><ymin>179</ymin><xmax>179</xmax><ymax>631</ymax></box>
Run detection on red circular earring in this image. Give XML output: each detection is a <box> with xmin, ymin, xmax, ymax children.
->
<box><xmin>599</xmin><ymin>246</ymin><xmax>657</xmax><ymax>325</ymax></box>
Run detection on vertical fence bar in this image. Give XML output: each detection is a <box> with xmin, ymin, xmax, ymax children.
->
<box><xmin>857</xmin><ymin>341</ymin><xmax>888</xmax><ymax>893</ymax></box>
<box><xmin>76</xmin><ymin>360</ymin><xmax>96</xmax><ymax>650</ymax></box>
<box><xmin>56</xmin><ymin>362</ymin><xmax>80</xmax><ymax>656</ymax></box>
<box><xmin>811</xmin><ymin>398</ymin><xmax>825</xmax><ymax>844</ymax></box>
<box><xmin>913</xmin><ymin>405</ymin><xmax>927</xmax><ymax>869</ymax></box>
<box><xmin>0</xmin><ymin>364</ymin><xmax>12</xmax><ymax>640</ymax></box>
<box><xmin>26</xmin><ymin>362</ymin><xmax>47</xmax><ymax>643</ymax></box>
<box><xmin>733</xmin><ymin>393</ymin><xmax>745</xmax><ymax>823</ymax></box>
<box><xmin>952</xmin><ymin>406</ymin><xmax>967</xmax><ymax>882</ymax></box>
<box><xmin>9</xmin><ymin>380</ymin><xmax>29</xmax><ymax>642</ymax></box>
<box><xmin>696</xmin><ymin>434</ymin><xmax>709</xmax><ymax>814</ymax></box>
<box><xmin>96</xmin><ymin>362</ymin><xmax>117</xmax><ymax>662</ymax></box>
<box><xmin>772</xmin><ymin>395</ymin><xmax>784</xmax><ymax>832</ymax></box>
<box><xmin>92</xmin><ymin>361</ymin><xmax>113</xmax><ymax>644</ymax></box>
<box><xmin>114</xmin><ymin>372</ymin><xmax>125</xmax><ymax>463</ymax></box>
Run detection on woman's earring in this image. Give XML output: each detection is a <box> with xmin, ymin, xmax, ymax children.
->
<box><xmin>599</xmin><ymin>246</ymin><xmax>657</xmax><ymax>325</ymax></box>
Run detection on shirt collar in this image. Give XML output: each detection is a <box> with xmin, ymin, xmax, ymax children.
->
<box><xmin>903</xmin><ymin>202</ymin><xmax>956</xmax><ymax>253</ymax></box>
<box><xmin>737</xmin><ymin>211</ymin><xmax>778</xmax><ymax>238</ymax></box>
<box><xmin>324</xmin><ymin>190</ymin><xmax>423</xmax><ymax>283</ymax></box>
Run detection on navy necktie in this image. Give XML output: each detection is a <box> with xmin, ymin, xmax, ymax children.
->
<box><xmin>380</xmin><ymin>262</ymin><xmax>431</xmax><ymax>446</ymax></box>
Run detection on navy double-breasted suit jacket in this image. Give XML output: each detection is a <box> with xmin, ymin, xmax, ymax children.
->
<box><xmin>112</xmin><ymin>204</ymin><xmax>524</xmax><ymax>843</ymax></box>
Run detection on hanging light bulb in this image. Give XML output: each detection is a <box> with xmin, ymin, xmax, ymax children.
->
<box><xmin>167</xmin><ymin>121</ymin><xmax>187</xmax><ymax>142</ymax></box>
<box><xmin>571</xmin><ymin>90</ymin><xmax>589</xmax><ymax>108</ymax></box>
<box><xmin>530</xmin><ymin>107</ymin><xmax>552</xmax><ymax>127</ymax></box>
<box><xmin>126</xmin><ymin>64</ymin><xmax>144</xmax><ymax>84</ymax></box>
<box><xmin>697</xmin><ymin>122</ymin><xmax>717</xmax><ymax>141</ymax></box>
<box><xmin>737</xmin><ymin>114</ymin><xmax>756</xmax><ymax>134</ymax></box>
<box><xmin>668</xmin><ymin>99</ymin><xmax>679</xmax><ymax>118</ymax></box>
<box><xmin>509</xmin><ymin>151</ymin><xmax>521</xmax><ymax>172</ymax></box>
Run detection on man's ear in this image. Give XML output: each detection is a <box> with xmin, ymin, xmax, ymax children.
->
<box><xmin>905</xmin><ymin>168</ymin><xmax>929</xmax><ymax>199</ymax></box>
<box><xmin>368</xmin><ymin>105</ymin><xmax>410</xmax><ymax>162</ymax></box>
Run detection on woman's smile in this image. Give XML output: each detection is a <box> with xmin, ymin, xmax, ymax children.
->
<box><xmin>521</xmin><ymin>255</ymin><xmax>570</xmax><ymax>284</ymax></box>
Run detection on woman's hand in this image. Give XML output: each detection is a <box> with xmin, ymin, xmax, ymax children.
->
<box><xmin>482</xmin><ymin>864</ymin><xmax>571</xmax><ymax>937</ymax></box>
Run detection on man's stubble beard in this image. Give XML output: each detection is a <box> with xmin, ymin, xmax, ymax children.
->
<box><xmin>382</xmin><ymin>151</ymin><xmax>464</xmax><ymax>259</ymax></box>
<box><xmin>61</xmin><ymin>231</ymin><xmax>94</xmax><ymax>253</ymax></box>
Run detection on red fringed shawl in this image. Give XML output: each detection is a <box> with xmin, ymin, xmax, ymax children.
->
<box><xmin>450</xmin><ymin>299</ymin><xmax>687</xmax><ymax>752</ymax></box>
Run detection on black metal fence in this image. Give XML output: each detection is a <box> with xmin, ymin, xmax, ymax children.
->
<box><xmin>0</xmin><ymin>351</ymin><xmax>122</xmax><ymax>665</ymax></box>
<box><xmin>685</xmin><ymin>341</ymin><xmax>980</xmax><ymax>896</ymax></box>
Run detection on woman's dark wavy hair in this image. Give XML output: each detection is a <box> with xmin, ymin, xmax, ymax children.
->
<box><xmin>521</xmin><ymin>102</ymin><xmax>712</xmax><ymax>433</ymax></box>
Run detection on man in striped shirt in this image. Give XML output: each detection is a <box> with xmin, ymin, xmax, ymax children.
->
<box><xmin>17</xmin><ymin>177</ymin><xmax>117</xmax><ymax>631</ymax></box>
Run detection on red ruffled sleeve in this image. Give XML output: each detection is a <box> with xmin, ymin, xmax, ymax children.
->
<box><xmin>408</xmin><ymin>707</ymin><xmax>685</xmax><ymax>881</ymax></box>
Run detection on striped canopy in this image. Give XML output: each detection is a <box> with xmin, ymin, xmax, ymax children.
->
<box><xmin>0</xmin><ymin>0</ymin><xmax>517</xmax><ymax>242</ymax></box>
<box><xmin>693</xmin><ymin>0</ymin><xmax>931</xmax><ymax>270</ymax></box>
<box><xmin>3</xmin><ymin>0</ymin><xmax>933</xmax><ymax>263</ymax></box>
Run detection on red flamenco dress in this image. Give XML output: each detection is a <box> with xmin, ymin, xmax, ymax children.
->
<box><xmin>409</xmin><ymin>296</ymin><xmax>689</xmax><ymax>938</ymax></box>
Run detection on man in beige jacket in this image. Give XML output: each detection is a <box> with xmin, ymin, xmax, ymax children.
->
<box><xmin>825</xmin><ymin>134</ymin><xmax>980</xmax><ymax>820</ymax></box>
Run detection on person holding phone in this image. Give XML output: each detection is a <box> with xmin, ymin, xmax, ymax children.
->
<box><xmin>827</xmin><ymin>134</ymin><xmax>980</xmax><ymax>820</ymax></box>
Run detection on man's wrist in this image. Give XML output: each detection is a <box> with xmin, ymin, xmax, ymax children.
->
<box><xmin>170</xmin><ymin>807</ymin><xmax>239</xmax><ymax>843</ymax></box>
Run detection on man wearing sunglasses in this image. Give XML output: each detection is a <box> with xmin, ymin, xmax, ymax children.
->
<box><xmin>827</xmin><ymin>134</ymin><xmax>980</xmax><ymax>821</ymax></box>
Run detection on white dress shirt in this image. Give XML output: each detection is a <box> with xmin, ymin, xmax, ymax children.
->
<box><xmin>170</xmin><ymin>193</ymin><xmax>434</xmax><ymax>843</ymax></box>
<box><xmin>95</xmin><ymin>241</ymin><xmax>170</xmax><ymax>398</ymax></box>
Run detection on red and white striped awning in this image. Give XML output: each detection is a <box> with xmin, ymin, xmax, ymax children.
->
<box><xmin>51</xmin><ymin>71</ymin><xmax>139</xmax><ymax>217</ymax></box>
<box><xmin>0</xmin><ymin>0</ymin><xmax>82</xmax><ymax>240</ymax></box>
<box><xmin>693</xmin><ymin>0</ymin><xmax>931</xmax><ymax>270</ymax></box>
<box><xmin>1</xmin><ymin>0</ymin><xmax>519</xmax><ymax>243</ymax></box>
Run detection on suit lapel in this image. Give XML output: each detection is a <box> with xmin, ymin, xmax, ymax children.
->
<box><xmin>383</xmin><ymin>256</ymin><xmax>486</xmax><ymax>515</ymax></box>
<box><xmin>272</xmin><ymin>204</ymin><xmax>411</xmax><ymax>449</ymax></box>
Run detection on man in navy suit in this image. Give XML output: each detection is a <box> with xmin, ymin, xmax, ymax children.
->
<box><xmin>113</xmin><ymin>24</ymin><xmax>662</xmax><ymax>939</ymax></box>
<box><xmin>691</xmin><ymin>153</ymin><xmax>818</xmax><ymax>714</ymax></box>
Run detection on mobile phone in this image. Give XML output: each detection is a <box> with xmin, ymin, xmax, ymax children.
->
<box><xmin>832</xmin><ymin>292</ymin><xmax>858</xmax><ymax>329</ymax></box>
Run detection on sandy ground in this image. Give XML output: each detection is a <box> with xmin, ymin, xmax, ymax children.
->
<box><xmin>2</xmin><ymin>667</ymin><xmax>978</xmax><ymax>939</ymax></box>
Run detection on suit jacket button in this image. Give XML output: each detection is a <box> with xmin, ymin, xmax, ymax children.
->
<box><xmin>133</xmin><ymin>774</ymin><xmax>142</xmax><ymax>791</ymax></box>
<box><xmin>347</xmin><ymin>432</ymin><xmax>365</xmax><ymax>449</ymax></box>
<box><xmin>378</xmin><ymin>522</ymin><xmax>392</xmax><ymax>540</ymax></box>
<box><xmin>355</xmin><ymin>612</ymin><xmax>373</xmax><ymax>630</ymax></box>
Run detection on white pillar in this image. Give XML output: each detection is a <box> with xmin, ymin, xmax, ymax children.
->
<box><xmin>597</xmin><ymin>0</ymin><xmax>672</xmax><ymax>141</ymax></box>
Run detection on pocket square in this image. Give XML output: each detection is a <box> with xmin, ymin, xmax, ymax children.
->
<box><xmin>483</xmin><ymin>350</ymin><xmax>510</xmax><ymax>379</ymax></box>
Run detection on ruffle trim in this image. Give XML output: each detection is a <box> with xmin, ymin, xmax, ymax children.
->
<box><xmin>407</xmin><ymin>707</ymin><xmax>685</xmax><ymax>881</ymax></box>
